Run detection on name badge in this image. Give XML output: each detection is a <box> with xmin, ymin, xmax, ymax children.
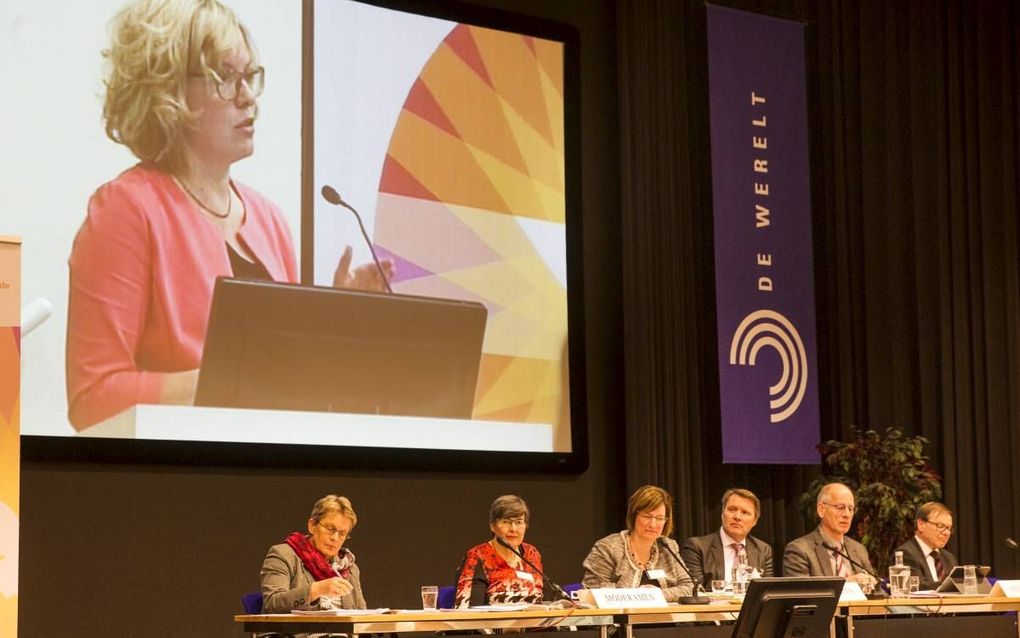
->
<box><xmin>516</xmin><ymin>570</ymin><xmax>535</xmax><ymax>582</ymax></box>
<box><xmin>645</xmin><ymin>568</ymin><xmax>666</xmax><ymax>580</ymax></box>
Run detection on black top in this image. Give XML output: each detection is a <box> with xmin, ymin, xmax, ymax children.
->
<box><xmin>227</xmin><ymin>243</ymin><xmax>272</xmax><ymax>281</ymax></box>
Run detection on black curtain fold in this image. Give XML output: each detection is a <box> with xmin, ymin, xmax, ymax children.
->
<box><xmin>617</xmin><ymin>0</ymin><xmax>1020</xmax><ymax>576</ymax></box>
<box><xmin>617</xmin><ymin>0</ymin><xmax>714</xmax><ymax>530</ymax></box>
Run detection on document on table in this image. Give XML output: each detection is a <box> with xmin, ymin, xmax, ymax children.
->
<box><xmin>291</xmin><ymin>607</ymin><xmax>390</xmax><ymax>615</ymax></box>
<box><xmin>451</xmin><ymin>603</ymin><xmax>533</xmax><ymax>612</ymax></box>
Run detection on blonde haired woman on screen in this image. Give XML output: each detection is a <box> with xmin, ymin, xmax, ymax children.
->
<box><xmin>66</xmin><ymin>0</ymin><xmax>391</xmax><ymax>430</ymax></box>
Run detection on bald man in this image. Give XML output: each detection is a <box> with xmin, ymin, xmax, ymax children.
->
<box><xmin>782</xmin><ymin>483</ymin><xmax>877</xmax><ymax>590</ymax></box>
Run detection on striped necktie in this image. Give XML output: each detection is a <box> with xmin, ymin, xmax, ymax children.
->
<box><xmin>832</xmin><ymin>545</ymin><xmax>848</xmax><ymax>577</ymax></box>
<box><xmin>931</xmin><ymin>549</ymin><xmax>946</xmax><ymax>580</ymax></box>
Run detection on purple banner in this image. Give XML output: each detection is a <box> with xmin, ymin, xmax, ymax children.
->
<box><xmin>707</xmin><ymin>5</ymin><xmax>820</xmax><ymax>464</ymax></box>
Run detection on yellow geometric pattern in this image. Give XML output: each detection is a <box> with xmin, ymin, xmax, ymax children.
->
<box><xmin>374</xmin><ymin>24</ymin><xmax>569</xmax><ymax>440</ymax></box>
<box><xmin>0</xmin><ymin>238</ymin><xmax>20</xmax><ymax>633</ymax></box>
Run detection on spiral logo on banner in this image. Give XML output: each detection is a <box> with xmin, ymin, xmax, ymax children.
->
<box><xmin>729</xmin><ymin>309</ymin><xmax>807</xmax><ymax>423</ymax></box>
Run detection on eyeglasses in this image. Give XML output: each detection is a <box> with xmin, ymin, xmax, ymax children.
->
<box><xmin>496</xmin><ymin>518</ymin><xmax>527</xmax><ymax>528</ymax></box>
<box><xmin>637</xmin><ymin>513</ymin><xmax>667</xmax><ymax>524</ymax></box>
<box><xmin>821</xmin><ymin>502</ymin><xmax>856</xmax><ymax>514</ymax></box>
<box><xmin>316</xmin><ymin>522</ymin><xmax>351</xmax><ymax>540</ymax></box>
<box><xmin>924</xmin><ymin>520</ymin><xmax>953</xmax><ymax>534</ymax></box>
<box><xmin>201</xmin><ymin>66</ymin><xmax>265</xmax><ymax>101</ymax></box>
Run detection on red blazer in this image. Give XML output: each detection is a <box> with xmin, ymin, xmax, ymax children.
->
<box><xmin>66</xmin><ymin>164</ymin><xmax>297</xmax><ymax>429</ymax></box>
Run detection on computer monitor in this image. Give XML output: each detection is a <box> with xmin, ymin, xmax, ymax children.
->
<box><xmin>730</xmin><ymin>577</ymin><xmax>844</xmax><ymax>638</ymax></box>
<box><xmin>195</xmin><ymin>278</ymin><xmax>487</xmax><ymax>418</ymax></box>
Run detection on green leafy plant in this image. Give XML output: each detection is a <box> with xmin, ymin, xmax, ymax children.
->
<box><xmin>800</xmin><ymin>428</ymin><xmax>943</xmax><ymax>572</ymax></box>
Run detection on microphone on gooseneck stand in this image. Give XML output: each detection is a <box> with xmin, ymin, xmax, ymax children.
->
<box><xmin>655</xmin><ymin>537</ymin><xmax>710</xmax><ymax>605</ymax></box>
<box><xmin>320</xmin><ymin>184</ymin><xmax>393</xmax><ymax>294</ymax></box>
<box><xmin>494</xmin><ymin>536</ymin><xmax>572</xmax><ymax>604</ymax></box>
<box><xmin>821</xmin><ymin>542</ymin><xmax>889</xmax><ymax>597</ymax></box>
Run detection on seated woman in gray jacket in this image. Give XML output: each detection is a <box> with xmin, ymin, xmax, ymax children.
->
<box><xmin>260</xmin><ymin>494</ymin><xmax>367</xmax><ymax>612</ymax></box>
<box><xmin>582</xmin><ymin>485</ymin><xmax>694</xmax><ymax>602</ymax></box>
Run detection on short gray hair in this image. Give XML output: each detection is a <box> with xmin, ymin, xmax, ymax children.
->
<box><xmin>816</xmin><ymin>482</ymin><xmax>851</xmax><ymax>505</ymax></box>
<box><xmin>489</xmin><ymin>495</ymin><xmax>530</xmax><ymax>524</ymax></box>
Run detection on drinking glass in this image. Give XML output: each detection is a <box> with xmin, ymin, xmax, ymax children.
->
<box><xmin>962</xmin><ymin>565</ymin><xmax>978</xmax><ymax>595</ymax></box>
<box><xmin>907</xmin><ymin>576</ymin><xmax>920</xmax><ymax>594</ymax></box>
<box><xmin>711</xmin><ymin>580</ymin><xmax>727</xmax><ymax>595</ymax></box>
<box><xmin>859</xmin><ymin>577</ymin><xmax>875</xmax><ymax>595</ymax></box>
<box><xmin>421</xmin><ymin>585</ymin><xmax>439</xmax><ymax>610</ymax></box>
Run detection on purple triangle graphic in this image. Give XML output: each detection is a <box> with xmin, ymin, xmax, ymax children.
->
<box><xmin>374</xmin><ymin>245</ymin><xmax>434</xmax><ymax>284</ymax></box>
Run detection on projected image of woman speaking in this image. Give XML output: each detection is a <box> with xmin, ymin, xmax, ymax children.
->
<box><xmin>65</xmin><ymin>0</ymin><xmax>391</xmax><ymax>430</ymax></box>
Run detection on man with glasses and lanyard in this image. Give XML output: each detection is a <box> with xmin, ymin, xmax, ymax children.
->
<box><xmin>782</xmin><ymin>483</ymin><xmax>878</xmax><ymax>591</ymax></box>
<box><xmin>895</xmin><ymin>502</ymin><xmax>958</xmax><ymax>590</ymax></box>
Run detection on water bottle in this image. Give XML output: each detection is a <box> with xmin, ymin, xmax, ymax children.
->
<box><xmin>732</xmin><ymin>552</ymin><xmax>751</xmax><ymax>596</ymax></box>
<box><xmin>888</xmin><ymin>550</ymin><xmax>910</xmax><ymax>597</ymax></box>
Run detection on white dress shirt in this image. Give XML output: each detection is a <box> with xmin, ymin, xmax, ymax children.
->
<box><xmin>914</xmin><ymin>535</ymin><xmax>939</xmax><ymax>582</ymax></box>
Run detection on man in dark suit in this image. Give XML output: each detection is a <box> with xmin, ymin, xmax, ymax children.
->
<box><xmin>895</xmin><ymin>502</ymin><xmax>957</xmax><ymax>590</ymax></box>
<box><xmin>782</xmin><ymin>482</ymin><xmax>878</xmax><ymax>591</ymax></box>
<box><xmin>681</xmin><ymin>488</ymin><xmax>773</xmax><ymax>591</ymax></box>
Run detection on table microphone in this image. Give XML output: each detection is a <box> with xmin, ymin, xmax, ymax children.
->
<box><xmin>1006</xmin><ymin>537</ymin><xmax>1019</xmax><ymax>550</ymax></box>
<box><xmin>821</xmin><ymin>542</ymin><xmax>889</xmax><ymax>597</ymax></box>
<box><xmin>320</xmin><ymin>184</ymin><xmax>393</xmax><ymax>293</ymax></box>
<box><xmin>494</xmin><ymin>536</ymin><xmax>572</xmax><ymax>603</ymax></box>
<box><xmin>655</xmin><ymin>537</ymin><xmax>711</xmax><ymax>604</ymax></box>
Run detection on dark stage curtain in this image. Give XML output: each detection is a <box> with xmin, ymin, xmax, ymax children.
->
<box><xmin>617</xmin><ymin>0</ymin><xmax>1020</xmax><ymax>576</ymax></box>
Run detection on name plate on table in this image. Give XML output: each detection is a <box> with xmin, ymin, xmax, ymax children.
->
<box><xmin>586</xmin><ymin>588</ymin><xmax>668</xmax><ymax>608</ymax></box>
<box><xmin>839</xmin><ymin>582</ymin><xmax>867</xmax><ymax>602</ymax></box>
<box><xmin>990</xmin><ymin>580</ymin><xmax>1020</xmax><ymax>598</ymax></box>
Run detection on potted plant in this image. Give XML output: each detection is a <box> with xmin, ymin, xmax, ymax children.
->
<box><xmin>800</xmin><ymin>428</ymin><xmax>943</xmax><ymax>572</ymax></box>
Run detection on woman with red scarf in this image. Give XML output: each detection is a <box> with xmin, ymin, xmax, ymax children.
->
<box><xmin>260</xmin><ymin>495</ymin><xmax>367</xmax><ymax>612</ymax></box>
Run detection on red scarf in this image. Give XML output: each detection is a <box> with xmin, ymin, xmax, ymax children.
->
<box><xmin>285</xmin><ymin>532</ymin><xmax>354</xmax><ymax>580</ymax></box>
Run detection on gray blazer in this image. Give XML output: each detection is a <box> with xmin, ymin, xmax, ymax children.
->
<box><xmin>260</xmin><ymin>542</ymin><xmax>367</xmax><ymax>613</ymax></box>
<box><xmin>782</xmin><ymin>528</ymin><xmax>874</xmax><ymax>577</ymax></box>
<box><xmin>582</xmin><ymin>531</ymin><xmax>694</xmax><ymax>602</ymax></box>
<box><xmin>896</xmin><ymin>536</ymin><xmax>957</xmax><ymax>590</ymax></box>
<box><xmin>681</xmin><ymin>530</ymin><xmax>774</xmax><ymax>589</ymax></box>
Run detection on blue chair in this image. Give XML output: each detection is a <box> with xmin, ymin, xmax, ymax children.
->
<box><xmin>240</xmin><ymin>592</ymin><xmax>267</xmax><ymax>638</ymax></box>
<box><xmin>241</xmin><ymin>590</ymin><xmax>263</xmax><ymax>614</ymax></box>
<box><xmin>438</xmin><ymin>585</ymin><xmax>456</xmax><ymax>609</ymax></box>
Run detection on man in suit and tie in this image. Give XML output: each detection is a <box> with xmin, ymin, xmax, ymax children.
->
<box><xmin>681</xmin><ymin>488</ymin><xmax>774</xmax><ymax>590</ymax></box>
<box><xmin>895</xmin><ymin>502</ymin><xmax>957</xmax><ymax>590</ymax></box>
<box><xmin>783</xmin><ymin>482</ymin><xmax>878</xmax><ymax>591</ymax></box>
